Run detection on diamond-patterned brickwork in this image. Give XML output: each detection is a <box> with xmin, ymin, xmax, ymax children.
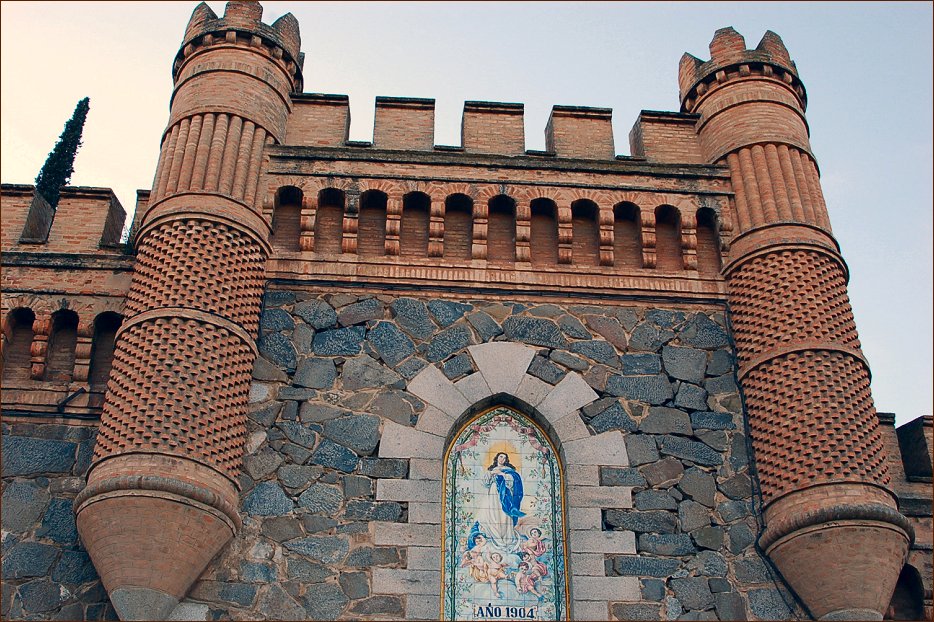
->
<box><xmin>729</xmin><ymin>245</ymin><xmax>892</xmax><ymax>504</ymax></box>
<box><xmin>93</xmin><ymin>315</ymin><xmax>252</xmax><ymax>478</ymax></box>
<box><xmin>728</xmin><ymin>249</ymin><xmax>860</xmax><ymax>365</ymax></box>
<box><xmin>744</xmin><ymin>349</ymin><xmax>889</xmax><ymax>501</ymax></box>
<box><xmin>126</xmin><ymin>219</ymin><xmax>265</xmax><ymax>336</ymax></box>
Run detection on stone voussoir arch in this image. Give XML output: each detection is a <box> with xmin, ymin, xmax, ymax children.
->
<box><xmin>370</xmin><ymin>341</ymin><xmax>639</xmax><ymax>620</ymax></box>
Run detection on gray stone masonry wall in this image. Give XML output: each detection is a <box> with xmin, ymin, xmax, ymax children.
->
<box><xmin>200</xmin><ymin>291</ymin><xmax>797</xmax><ymax>621</ymax></box>
<box><xmin>1</xmin><ymin>422</ymin><xmax>115</xmax><ymax>620</ymax></box>
<box><xmin>0</xmin><ymin>290</ymin><xmax>803</xmax><ymax>621</ymax></box>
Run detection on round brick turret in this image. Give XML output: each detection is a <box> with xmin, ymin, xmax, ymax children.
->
<box><xmin>74</xmin><ymin>2</ymin><xmax>302</xmax><ymax>619</ymax></box>
<box><xmin>681</xmin><ymin>28</ymin><xmax>913</xmax><ymax>620</ymax></box>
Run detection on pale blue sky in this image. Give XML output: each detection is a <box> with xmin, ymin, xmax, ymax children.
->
<box><xmin>2</xmin><ymin>2</ymin><xmax>931</xmax><ymax>426</ymax></box>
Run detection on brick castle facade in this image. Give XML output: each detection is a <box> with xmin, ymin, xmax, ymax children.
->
<box><xmin>1</xmin><ymin>2</ymin><xmax>931</xmax><ymax>620</ymax></box>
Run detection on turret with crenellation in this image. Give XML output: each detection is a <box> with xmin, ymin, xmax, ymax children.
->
<box><xmin>74</xmin><ymin>3</ymin><xmax>302</xmax><ymax>619</ymax></box>
<box><xmin>680</xmin><ymin>27</ymin><xmax>913</xmax><ymax>621</ymax></box>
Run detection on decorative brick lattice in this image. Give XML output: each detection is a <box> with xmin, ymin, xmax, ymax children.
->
<box><xmin>729</xmin><ymin>249</ymin><xmax>860</xmax><ymax>365</ymax></box>
<box><xmin>94</xmin><ymin>316</ymin><xmax>252</xmax><ymax>478</ymax></box>
<box><xmin>731</xmin><ymin>248</ymin><xmax>889</xmax><ymax>501</ymax></box>
<box><xmin>126</xmin><ymin>219</ymin><xmax>265</xmax><ymax>336</ymax></box>
<box><xmin>743</xmin><ymin>350</ymin><xmax>889</xmax><ymax>500</ymax></box>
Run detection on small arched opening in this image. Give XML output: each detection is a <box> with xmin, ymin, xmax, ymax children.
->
<box><xmin>45</xmin><ymin>309</ymin><xmax>79</xmax><ymax>383</ymax></box>
<box><xmin>885</xmin><ymin>565</ymin><xmax>925</xmax><ymax>620</ymax></box>
<box><xmin>271</xmin><ymin>186</ymin><xmax>303</xmax><ymax>253</ymax></box>
<box><xmin>2</xmin><ymin>307</ymin><xmax>36</xmax><ymax>384</ymax></box>
<box><xmin>530</xmin><ymin>198</ymin><xmax>558</xmax><ymax>266</ymax></box>
<box><xmin>695</xmin><ymin>207</ymin><xmax>722</xmax><ymax>276</ymax></box>
<box><xmin>314</xmin><ymin>188</ymin><xmax>345</xmax><ymax>254</ymax></box>
<box><xmin>89</xmin><ymin>312</ymin><xmax>123</xmax><ymax>389</ymax></box>
<box><xmin>487</xmin><ymin>195</ymin><xmax>517</xmax><ymax>265</ymax></box>
<box><xmin>401</xmin><ymin>192</ymin><xmax>431</xmax><ymax>258</ymax></box>
<box><xmin>358</xmin><ymin>190</ymin><xmax>388</xmax><ymax>257</ymax></box>
<box><xmin>613</xmin><ymin>202</ymin><xmax>642</xmax><ymax>268</ymax></box>
<box><xmin>444</xmin><ymin>194</ymin><xmax>473</xmax><ymax>261</ymax></box>
<box><xmin>571</xmin><ymin>199</ymin><xmax>599</xmax><ymax>266</ymax></box>
<box><xmin>655</xmin><ymin>205</ymin><xmax>683</xmax><ymax>271</ymax></box>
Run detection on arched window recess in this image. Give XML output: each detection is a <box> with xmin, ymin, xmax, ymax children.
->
<box><xmin>442</xmin><ymin>405</ymin><xmax>569</xmax><ymax>621</ymax></box>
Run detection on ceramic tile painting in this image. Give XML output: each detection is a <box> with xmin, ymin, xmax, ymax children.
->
<box><xmin>442</xmin><ymin>407</ymin><xmax>569</xmax><ymax>621</ymax></box>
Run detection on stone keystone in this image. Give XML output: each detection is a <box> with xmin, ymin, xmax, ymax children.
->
<box><xmin>467</xmin><ymin>342</ymin><xmax>536</xmax><ymax>396</ymax></box>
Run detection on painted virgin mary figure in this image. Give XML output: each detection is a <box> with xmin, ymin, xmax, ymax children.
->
<box><xmin>478</xmin><ymin>452</ymin><xmax>525</xmax><ymax>551</ymax></box>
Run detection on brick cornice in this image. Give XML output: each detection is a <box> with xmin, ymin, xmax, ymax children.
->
<box><xmin>682</xmin><ymin>62</ymin><xmax>806</xmax><ymax>115</ymax></box>
<box><xmin>75</xmin><ymin>468</ymin><xmax>242</xmax><ymax>532</ymax></box>
<box><xmin>722</xmin><ymin>222</ymin><xmax>844</xmax><ymax>278</ymax></box>
<box><xmin>267</xmin><ymin>145</ymin><xmax>731</xmax><ymax>181</ymax></box>
<box><xmin>1</xmin><ymin>251</ymin><xmax>134</xmax><ymax>271</ymax></box>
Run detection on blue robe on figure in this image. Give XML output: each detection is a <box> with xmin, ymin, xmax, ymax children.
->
<box><xmin>492</xmin><ymin>465</ymin><xmax>525</xmax><ymax>525</ymax></box>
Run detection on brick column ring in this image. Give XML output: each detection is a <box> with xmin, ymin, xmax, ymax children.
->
<box><xmin>681</xmin><ymin>28</ymin><xmax>912</xmax><ymax>621</ymax></box>
<box><xmin>74</xmin><ymin>3</ymin><xmax>303</xmax><ymax>620</ymax></box>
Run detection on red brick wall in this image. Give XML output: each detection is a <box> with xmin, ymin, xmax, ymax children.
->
<box><xmin>286</xmin><ymin>95</ymin><xmax>350</xmax><ymax>147</ymax></box>
<box><xmin>630</xmin><ymin>112</ymin><xmax>705</xmax><ymax>164</ymax></box>
<box><xmin>1</xmin><ymin>186</ymin><xmax>126</xmax><ymax>253</ymax></box>
<box><xmin>374</xmin><ymin>98</ymin><xmax>435</xmax><ymax>151</ymax></box>
<box><xmin>461</xmin><ymin>102</ymin><xmax>525</xmax><ymax>155</ymax></box>
<box><xmin>546</xmin><ymin>107</ymin><xmax>614</xmax><ymax>159</ymax></box>
<box><xmin>1</xmin><ymin>189</ymin><xmax>33</xmax><ymax>248</ymax></box>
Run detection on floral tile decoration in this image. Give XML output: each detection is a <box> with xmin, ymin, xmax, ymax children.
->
<box><xmin>443</xmin><ymin>407</ymin><xmax>568</xmax><ymax>621</ymax></box>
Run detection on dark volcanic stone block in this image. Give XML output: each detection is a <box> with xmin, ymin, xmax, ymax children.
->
<box><xmin>294</xmin><ymin>299</ymin><xmax>337</xmax><ymax>330</ymax></box>
<box><xmin>2</xmin><ymin>437</ymin><xmax>76</xmax><ymax>477</ymax></box>
<box><xmin>503</xmin><ymin>316</ymin><xmax>568</xmax><ymax>348</ymax></box>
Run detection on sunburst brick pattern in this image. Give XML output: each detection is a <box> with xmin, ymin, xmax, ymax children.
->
<box><xmin>93</xmin><ymin>315</ymin><xmax>252</xmax><ymax>478</ymax></box>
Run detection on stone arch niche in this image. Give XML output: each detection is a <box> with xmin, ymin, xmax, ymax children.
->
<box><xmin>372</xmin><ymin>341</ymin><xmax>636</xmax><ymax>621</ymax></box>
<box><xmin>442</xmin><ymin>404</ymin><xmax>570</xmax><ymax>620</ymax></box>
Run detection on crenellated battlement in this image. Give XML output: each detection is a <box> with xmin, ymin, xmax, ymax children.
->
<box><xmin>175</xmin><ymin>1</ymin><xmax>303</xmax><ymax>92</ymax></box>
<box><xmin>678</xmin><ymin>27</ymin><xmax>806</xmax><ymax>114</ymax></box>
<box><xmin>374</xmin><ymin>97</ymin><xmax>436</xmax><ymax>151</ymax></box>
<box><xmin>2</xmin><ymin>7</ymin><xmax>927</xmax><ymax>620</ymax></box>
<box><xmin>1</xmin><ymin>184</ymin><xmax>126</xmax><ymax>254</ymax></box>
<box><xmin>286</xmin><ymin>93</ymin><xmax>632</xmax><ymax>159</ymax></box>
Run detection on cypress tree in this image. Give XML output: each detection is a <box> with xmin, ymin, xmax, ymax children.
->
<box><xmin>34</xmin><ymin>97</ymin><xmax>90</xmax><ymax>208</ymax></box>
